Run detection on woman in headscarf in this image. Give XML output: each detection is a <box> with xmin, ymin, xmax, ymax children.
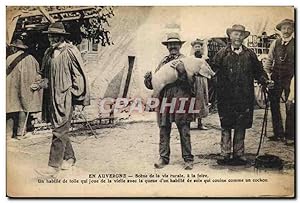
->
<box><xmin>190</xmin><ymin>38</ymin><xmax>215</xmax><ymax>130</ymax></box>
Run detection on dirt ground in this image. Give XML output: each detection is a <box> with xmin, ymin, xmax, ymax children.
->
<box><xmin>6</xmin><ymin>106</ymin><xmax>295</xmax><ymax>197</ymax></box>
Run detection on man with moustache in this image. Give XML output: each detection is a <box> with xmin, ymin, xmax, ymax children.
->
<box><xmin>212</xmin><ymin>25</ymin><xmax>270</xmax><ymax>165</ymax></box>
<box><xmin>36</xmin><ymin>22</ymin><xmax>90</xmax><ymax>177</ymax></box>
<box><xmin>144</xmin><ymin>32</ymin><xmax>194</xmax><ymax>170</ymax></box>
<box><xmin>264</xmin><ymin>19</ymin><xmax>295</xmax><ymax>143</ymax></box>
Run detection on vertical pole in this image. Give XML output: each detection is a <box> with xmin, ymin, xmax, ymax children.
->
<box><xmin>122</xmin><ymin>56</ymin><xmax>135</xmax><ymax>98</ymax></box>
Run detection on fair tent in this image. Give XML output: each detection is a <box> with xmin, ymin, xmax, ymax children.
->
<box><xmin>88</xmin><ymin>6</ymin><xmax>294</xmax><ymax>99</ymax></box>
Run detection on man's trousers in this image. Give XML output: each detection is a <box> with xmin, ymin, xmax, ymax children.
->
<box><xmin>159</xmin><ymin>121</ymin><xmax>194</xmax><ymax>163</ymax></box>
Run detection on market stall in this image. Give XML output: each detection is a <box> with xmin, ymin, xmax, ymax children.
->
<box><xmin>7</xmin><ymin>6</ymin><xmax>114</xmax><ymax>64</ymax></box>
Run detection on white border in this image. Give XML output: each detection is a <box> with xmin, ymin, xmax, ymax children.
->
<box><xmin>1</xmin><ymin>0</ymin><xmax>298</xmax><ymax>202</ymax></box>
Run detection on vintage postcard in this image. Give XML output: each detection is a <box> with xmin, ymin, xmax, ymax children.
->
<box><xmin>6</xmin><ymin>6</ymin><xmax>295</xmax><ymax>198</ymax></box>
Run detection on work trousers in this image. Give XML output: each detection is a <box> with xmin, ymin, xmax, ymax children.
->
<box><xmin>221</xmin><ymin>128</ymin><xmax>246</xmax><ymax>158</ymax></box>
<box><xmin>159</xmin><ymin>121</ymin><xmax>194</xmax><ymax>163</ymax></box>
<box><xmin>48</xmin><ymin>118</ymin><xmax>76</xmax><ymax>168</ymax></box>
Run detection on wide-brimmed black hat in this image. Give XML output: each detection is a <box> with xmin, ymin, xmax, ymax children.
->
<box><xmin>226</xmin><ymin>24</ymin><xmax>250</xmax><ymax>39</ymax></box>
<box><xmin>162</xmin><ymin>32</ymin><xmax>186</xmax><ymax>46</ymax></box>
<box><xmin>9</xmin><ymin>39</ymin><xmax>28</xmax><ymax>49</ymax></box>
<box><xmin>43</xmin><ymin>22</ymin><xmax>70</xmax><ymax>35</ymax></box>
<box><xmin>276</xmin><ymin>19</ymin><xmax>294</xmax><ymax>31</ymax></box>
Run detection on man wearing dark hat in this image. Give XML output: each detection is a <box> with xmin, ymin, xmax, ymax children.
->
<box><xmin>265</xmin><ymin>19</ymin><xmax>294</xmax><ymax>143</ymax></box>
<box><xmin>36</xmin><ymin>22</ymin><xmax>90</xmax><ymax>177</ymax></box>
<box><xmin>6</xmin><ymin>39</ymin><xmax>43</xmax><ymax>139</ymax></box>
<box><xmin>212</xmin><ymin>24</ymin><xmax>269</xmax><ymax>165</ymax></box>
<box><xmin>144</xmin><ymin>32</ymin><xmax>194</xmax><ymax>170</ymax></box>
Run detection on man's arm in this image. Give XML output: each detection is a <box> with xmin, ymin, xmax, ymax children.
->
<box><xmin>68</xmin><ymin>47</ymin><xmax>86</xmax><ymax>97</ymax></box>
<box><xmin>250</xmin><ymin>50</ymin><xmax>269</xmax><ymax>85</ymax></box>
<box><xmin>27</xmin><ymin>55</ymin><xmax>46</xmax><ymax>91</ymax></box>
<box><xmin>211</xmin><ymin>48</ymin><xmax>225</xmax><ymax>75</ymax></box>
<box><xmin>264</xmin><ymin>40</ymin><xmax>276</xmax><ymax>74</ymax></box>
<box><xmin>144</xmin><ymin>56</ymin><xmax>168</xmax><ymax>90</ymax></box>
<box><xmin>210</xmin><ymin>48</ymin><xmax>225</xmax><ymax>84</ymax></box>
<box><xmin>288</xmin><ymin>77</ymin><xmax>295</xmax><ymax>102</ymax></box>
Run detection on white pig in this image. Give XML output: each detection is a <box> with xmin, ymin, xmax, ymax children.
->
<box><xmin>151</xmin><ymin>56</ymin><xmax>215</xmax><ymax>97</ymax></box>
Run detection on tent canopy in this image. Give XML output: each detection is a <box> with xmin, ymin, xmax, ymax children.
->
<box><xmin>87</xmin><ymin>6</ymin><xmax>294</xmax><ymax>99</ymax></box>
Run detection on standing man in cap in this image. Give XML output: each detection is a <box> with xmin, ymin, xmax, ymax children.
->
<box><xmin>212</xmin><ymin>24</ymin><xmax>269</xmax><ymax>165</ymax></box>
<box><xmin>6</xmin><ymin>39</ymin><xmax>43</xmax><ymax>139</ymax></box>
<box><xmin>36</xmin><ymin>22</ymin><xmax>90</xmax><ymax>177</ymax></box>
<box><xmin>190</xmin><ymin>38</ymin><xmax>215</xmax><ymax>130</ymax></box>
<box><xmin>144</xmin><ymin>32</ymin><xmax>194</xmax><ymax>170</ymax></box>
<box><xmin>265</xmin><ymin>19</ymin><xmax>294</xmax><ymax>143</ymax></box>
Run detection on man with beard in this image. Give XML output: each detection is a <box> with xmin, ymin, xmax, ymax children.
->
<box><xmin>212</xmin><ymin>25</ymin><xmax>270</xmax><ymax>165</ymax></box>
<box><xmin>144</xmin><ymin>32</ymin><xmax>194</xmax><ymax>170</ymax></box>
<box><xmin>264</xmin><ymin>19</ymin><xmax>294</xmax><ymax>143</ymax></box>
<box><xmin>36</xmin><ymin>22</ymin><xmax>90</xmax><ymax>177</ymax></box>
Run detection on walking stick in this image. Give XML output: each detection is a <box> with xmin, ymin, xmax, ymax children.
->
<box><xmin>256</xmin><ymin>88</ymin><xmax>269</xmax><ymax>156</ymax></box>
<box><xmin>21</xmin><ymin>112</ymin><xmax>30</xmax><ymax>137</ymax></box>
<box><xmin>254</xmin><ymin>87</ymin><xmax>284</xmax><ymax>170</ymax></box>
<box><xmin>78</xmin><ymin>107</ymin><xmax>98</xmax><ymax>139</ymax></box>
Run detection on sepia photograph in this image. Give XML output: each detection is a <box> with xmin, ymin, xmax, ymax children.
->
<box><xmin>5</xmin><ymin>4</ymin><xmax>295</xmax><ymax>198</ymax></box>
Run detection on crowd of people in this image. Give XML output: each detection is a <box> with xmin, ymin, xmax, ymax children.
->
<box><xmin>144</xmin><ymin>19</ymin><xmax>295</xmax><ymax>169</ymax></box>
<box><xmin>6</xmin><ymin>18</ymin><xmax>294</xmax><ymax>176</ymax></box>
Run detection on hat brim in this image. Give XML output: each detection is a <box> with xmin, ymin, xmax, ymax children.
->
<box><xmin>226</xmin><ymin>28</ymin><xmax>250</xmax><ymax>39</ymax></box>
<box><xmin>42</xmin><ymin>31</ymin><xmax>70</xmax><ymax>35</ymax></box>
<box><xmin>162</xmin><ymin>40</ymin><xmax>186</xmax><ymax>46</ymax></box>
<box><xmin>276</xmin><ymin>22</ymin><xmax>294</xmax><ymax>31</ymax></box>
<box><xmin>191</xmin><ymin>41</ymin><xmax>205</xmax><ymax>46</ymax></box>
<box><xmin>9</xmin><ymin>44</ymin><xmax>28</xmax><ymax>49</ymax></box>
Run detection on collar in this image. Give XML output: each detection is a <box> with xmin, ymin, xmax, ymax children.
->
<box><xmin>16</xmin><ymin>50</ymin><xmax>24</xmax><ymax>54</ymax></box>
<box><xmin>52</xmin><ymin>41</ymin><xmax>66</xmax><ymax>50</ymax></box>
<box><xmin>10</xmin><ymin>50</ymin><xmax>24</xmax><ymax>59</ymax></box>
<box><xmin>167</xmin><ymin>53</ymin><xmax>182</xmax><ymax>60</ymax></box>
<box><xmin>169</xmin><ymin>53</ymin><xmax>181</xmax><ymax>57</ymax></box>
<box><xmin>281</xmin><ymin>35</ymin><xmax>294</xmax><ymax>45</ymax></box>
<box><xmin>231</xmin><ymin>45</ymin><xmax>243</xmax><ymax>54</ymax></box>
<box><xmin>231</xmin><ymin>45</ymin><xmax>242</xmax><ymax>51</ymax></box>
